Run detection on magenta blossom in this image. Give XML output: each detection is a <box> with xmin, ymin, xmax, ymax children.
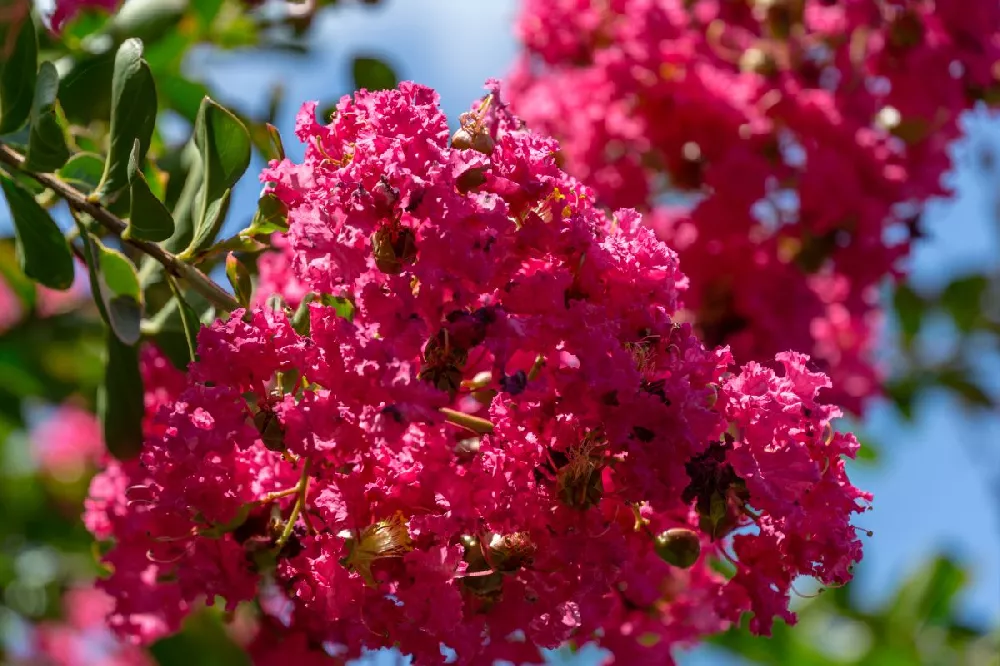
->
<box><xmin>86</xmin><ymin>81</ymin><xmax>871</xmax><ymax>664</ymax></box>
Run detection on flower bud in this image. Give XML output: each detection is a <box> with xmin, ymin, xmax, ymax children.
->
<box><xmin>451</xmin><ymin>128</ymin><xmax>475</xmax><ymax>150</ymax></box>
<box><xmin>653</xmin><ymin>528</ymin><xmax>701</xmax><ymax>568</ymax></box>
<box><xmin>371</xmin><ymin>225</ymin><xmax>418</xmax><ymax>274</ymax></box>
<box><xmin>456</xmin><ymin>167</ymin><xmax>487</xmax><ymax>194</ymax></box>
<box><xmin>472</xmin><ymin>132</ymin><xmax>495</xmax><ymax>155</ymax></box>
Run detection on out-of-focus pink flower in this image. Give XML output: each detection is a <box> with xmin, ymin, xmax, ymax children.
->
<box><xmin>49</xmin><ymin>0</ymin><xmax>121</xmax><ymax>33</ymax></box>
<box><xmin>30</xmin><ymin>404</ymin><xmax>103</xmax><ymax>481</ymax></box>
<box><xmin>508</xmin><ymin>0</ymin><xmax>1000</xmax><ymax>414</ymax></box>
<box><xmin>28</xmin><ymin>587</ymin><xmax>153</xmax><ymax>666</ymax></box>
<box><xmin>0</xmin><ymin>277</ymin><xmax>24</xmax><ymax>334</ymax></box>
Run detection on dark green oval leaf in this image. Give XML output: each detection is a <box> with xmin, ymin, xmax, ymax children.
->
<box><xmin>182</xmin><ymin>96</ymin><xmax>250</xmax><ymax>257</ymax></box>
<box><xmin>0</xmin><ymin>9</ymin><xmax>37</xmax><ymax>135</ymax></box>
<box><xmin>125</xmin><ymin>138</ymin><xmax>175</xmax><ymax>241</ymax></box>
<box><xmin>351</xmin><ymin>55</ymin><xmax>398</xmax><ymax>92</ymax></box>
<box><xmin>244</xmin><ymin>192</ymin><xmax>288</xmax><ymax>237</ymax></box>
<box><xmin>0</xmin><ymin>173</ymin><xmax>74</xmax><ymax>290</ymax></box>
<box><xmin>225</xmin><ymin>252</ymin><xmax>252</xmax><ymax>308</ymax></box>
<box><xmin>940</xmin><ymin>275</ymin><xmax>988</xmax><ymax>333</ymax></box>
<box><xmin>23</xmin><ymin>61</ymin><xmax>70</xmax><ymax>172</ymax></box>
<box><xmin>95</xmin><ymin>38</ymin><xmax>158</xmax><ymax>203</ymax></box>
<box><xmin>99</xmin><ymin>332</ymin><xmax>145</xmax><ymax>460</ymax></box>
<box><xmin>75</xmin><ymin>218</ymin><xmax>143</xmax><ymax>345</ymax></box>
<box><xmin>892</xmin><ymin>283</ymin><xmax>925</xmax><ymax>349</ymax></box>
<box><xmin>58</xmin><ymin>152</ymin><xmax>105</xmax><ymax>193</ymax></box>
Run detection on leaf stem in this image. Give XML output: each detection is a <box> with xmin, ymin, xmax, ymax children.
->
<box><xmin>274</xmin><ymin>457</ymin><xmax>311</xmax><ymax>552</ymax></box>
<box><xmin>0</xmin><ymin>141</ymin><xmax>240</xmax><ymax>313</ymax></box>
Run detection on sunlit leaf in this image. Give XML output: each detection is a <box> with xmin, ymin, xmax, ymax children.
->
<box><xmin>125</xmin><ymin>138</ymin><xmax>175</xmax><ymax>241</ymax></box>
<box><xmin>181</xmin><ymin>96</ymin><xmax>250</xmax><ymax>257</ymax></box>
<box><xmin>57</xmin><ymin>152</ymin><xmax>105</xmax><ymax>193</ymax></box>
<box><xmin>95</xmin><ymin>38</ymin><xmax>158</xmax><ymax>203</ymax></box>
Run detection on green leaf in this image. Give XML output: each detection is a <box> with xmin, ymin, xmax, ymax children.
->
<box><xmin>0</xmin><ymin>9</ymin><xmax>37</xmax><ymax>134</ymax></box>
<box><xmin>892</xmin><ymin>283</ymin><xmax>925</xmax><ymax>348</ymax></box>
<box><xmin>264</xmin><ymin>123</ymin><xmax>285</xmax><ymax>161</ymax></box>
<box><xmin>225</xmin><ymin>252</ymin><xmax>252</xmax><ymax>308</ymax></box>
<box><xmin>291</xmin><ymin>294</ymin><xmax>313</xmax><ymax>336</ymax></box>
<box><xmin>149</xmin><ymin>607</ymin><xmax>251</xmax><ymax>666</ymax></box>
<box><xmin>244</xmin><ymin>192</ymin><xmax>288</xmax><ymax>237</ymax></box>
<box><xmin>320</xmin><ymin>293</ymin><xmax>355</xmax><ymax>321</ymax></box>
<box><xmin>887</xmin><ymin>556</ymin><xmax>966</xmax><ymax>631</ymax></box>
<box><xmin>182</xmin><ymin>97</ymin><xmax>250</xmax><ymax>257</ymax></box>
<box><xmin>190</xmin><ymin>0</ymin><xmax>225</xmax><ymax>30</ymax></box>
<box><xmin>0</xmin><ymin>173</ymin><xmax>74</xmax><ymax>290</ymax></box>
<box><xmin>351</xmin><ymin>55</ymin><xmax>398</xmax><ymax>91</ymax></box>
<box><xmin>75</xmin><ymin>219</ymin><xmax>143</xmax><ymax>345</ymax></box>
<box><xmin>936</xmin><ymin>369</ymin><xmax>994</xmax><ymax>408</ymax></box>
<box><xmin>157</xmin><ymin>73</ymin><xmax>210</xmax><ymax>123</ymax></box>
<box><xmin>940</xmin><ymin>275</ymin><xmax>988</xmax><ymax>333</ymax></box>
<box><xmin>98</xmin><ymin>332</ymin><xmax>145</xmax><ymax>460</ymax></box>
<box><xmin>165</xmin><ymin>276</ymin><xmax>200</xmax><ymax>366</ymax></box>
<box><xmin>22</xmin><ymin>61</ymin><xmax>70</xmax><ymax>172</ymax></box>
<box><xmin>57</xmin><ymin>152</ymin><xmax>105</xmax><ymax>194</ymax></box>
<box><xmin>125</xmin><ymin>139</ymin><xmax>175</xmax><ymax>241</ymax></box>
<box><xmin>0</xmin><ymin>239</ymin><xmax>37</xmax><ymax>311</ymax></box>
<box><xmin>95</xmin><ymin>38</ymin><xmax>158</xmax><ymax>203</ymax></box>
<box><xmin>146</xmin><ymin>285</ymin><xmax>211</xmax><ymax>370</ymax></box>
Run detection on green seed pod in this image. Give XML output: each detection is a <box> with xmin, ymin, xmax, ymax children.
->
<box><xmin>653</xmin><ymin>528</ymin><xmax>701</xmax><ymax>568</ymax></box>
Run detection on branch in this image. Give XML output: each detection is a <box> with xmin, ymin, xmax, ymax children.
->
<box><xmin>0</xmin><ymin>141</ymin><xmax>241</xmax><ymax>312</ymax></box>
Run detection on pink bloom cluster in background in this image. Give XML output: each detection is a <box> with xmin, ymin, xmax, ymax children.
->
<box><xmin>30</xmin><ymin>403</ymin><xmax>104</xmax><ymax>481</ymax></box>
<box><xmin>85</xmin><ymin>82</ymin><xmax>871</xmax><ymax>664</ymax></box>
<box><xmin>0</xmin><ymin>262</ymin><xmax>91</xmax><ymax>335</ymax></box>
<box><xmin>50</xmin><ymin>0</ymin><xmax>121</xmax><ymax>32</ymax></box>
<box><xmin>21</xmin><ymin>587</ymin><xmax>153</xmax><ymax>666</ymax></box>
<box><xmin>508</xmin><ymin>0</ymin><xmax>1000</xmax><ymax>414</ymax></box>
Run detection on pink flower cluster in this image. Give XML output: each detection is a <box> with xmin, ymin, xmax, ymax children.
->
<box><xmin>19</xmin><ymin>587</ymin><xmax>152</xmax><ymax>666</ymax></box>
<box><xmin>30</xmin><ymin>403</ymin><xmax>104</xmax><ymax>481</ymax></box>
<box><xmin>86</xmin><ymin>82</ymin><xmax>870</xmax><ymax>664</ymax></box>
<box><xmin>508</xmin><ymin>0</ymin><xmax>1000</xmax><ymax>413</ymax></box>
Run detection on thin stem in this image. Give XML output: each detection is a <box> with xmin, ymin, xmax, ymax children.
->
<box><xmin>274</xmin><ymin>458</ymin><xmax>311</xmax><ymax>552</ymax></box>
<box><xmin>0</xmin><ymin>141</ymin><xmax>240</xmax><ymax>313</ymax></box>
<box><xmin>440</xmin><ymin>407</ymin><xmax>495</xmax><ymax>435</ymax></box>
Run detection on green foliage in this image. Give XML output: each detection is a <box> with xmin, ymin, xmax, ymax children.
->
<box><xmin>76</xmin><ymin>219</ymin><xmax>143</xmax><ymax>345</ymax></box>
<box><xmin>182</xmin><ymin>96</ymin><xmax>251</xmax><ymax>258</ymax></box>
<box><xmin>98</xmin><ymin>332</ymin><xmax>144</xmax><ymax>460</ymax></box>
<box><xmin>352</xmin><ymin>54</ymin><xmax>399</xmax><ymax>91</ymax></box>
<box><xmin>712</xmin><ymin>556</ymin><xmax>999</xmax><ymax>666</ymax></box>
<box><xmin>96</xmin><ymin>38</ymin><xmax>158</xmax><ymax>204</ymax></box>
<box><xmin>0</xmin><ymin>172</ymin><xmax>75</xmax><ymax>290</ymax></box>
<box><xmin>126</xmin><ymin>139</ymin><xmax>175</xmax><ymax>241</ymax></box>
<box><xmin>23</xmin><ymin>62</ymin><xmax>70</xmax><ymax>172</ymax></box>
<box><xmin>0</xmin><ymin>9</ymin><xmax>37</xmax><ymax>134</ymax></box>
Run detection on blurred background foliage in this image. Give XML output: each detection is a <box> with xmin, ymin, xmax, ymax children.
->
<box><xmin>1</xmin><ymin>0</ymin><xmax>998</xmax><ymax>664</ymax></box>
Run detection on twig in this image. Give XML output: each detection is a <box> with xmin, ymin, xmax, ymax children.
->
<box><xmin>0</xmin><ymin>141</ymin><xmax>240</xmax><ymax>312</ymax></box>
<box><xmin>274</xmin><ymin>458</ymin><xmax>311</xmax><ymax>552</ymax></box>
